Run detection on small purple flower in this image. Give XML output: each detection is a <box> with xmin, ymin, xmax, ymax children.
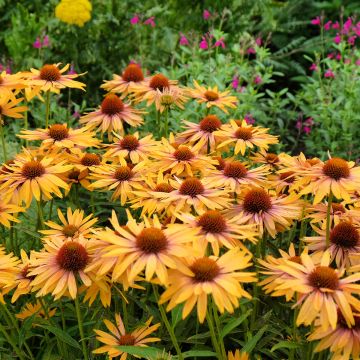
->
<box><xmin>255</xmin><ymin>37</ymin><xmax>262</xmax><ymax>46</ymax></box>
<box><xmin>72</xmin><ymin>111</ymin><xmax>80</xmax><ymax>119</ymax></box>
<box><xmin>33</xmin><ymin>37</ymin><xmax>42</xmax><ymax>49</ymax></box>
<box><xmin>247</xmin><ymin>47</ymin><xmax>256</xmax><ymax>54</ymax></box>
<box><xmin>254</xmin><ymin>75</ymin><xmax>262</xmax><ymax>84</ymax></box>
<box><xmin>343</xmin><ymin>17</ymin><xmax>353</xmax><ymax>34</ymax></box>
<box><xmin>356</xmin><ymin>59</ymin><xmax>360</xmax><ymax>66</ymax></box>
<box><xmin>244</xmin><ymin>114</ymin><xmax>255</xmax><ymax>125</ymax></box>
<box><xmin>332</xmin><ymin>21</ymin><xmax>340</xmax><ymax>29</ymax></box>
<box><xmin>179</xmin><ymin>33</ymin><xmax>189</xmax><ymax>46</ymax></box>
<box><xmin>68</xmin><ymin>64</ymin><xmax>77</xmax><ymax>75</ymax></box>
<box><xmin>334</xmin><ymin>33</ymin><xmax>341</xmax><ymax>44</ymax></box>
<box><xmin>232</xmin><ymin>75</ymin><xmax>239</xmax><ymax>90</ymax></box>
<box><xmin>311</xmin><ymin>16</ymin><xmax>321</xmax><ymax>25</ymax></box>
<box><xmin>199</xmin><ymin>37</ymin><xmax>208</xmax><ymax>50</ymax></box>
<box><xmin>309</xmin><ymin>63</ymin><xmax>318</xmax><ymax>71</ymax></box>
<box><xmin>324</xmin><ymin>69</ymin><xmax>335</xmax><ymax>78</ymax></box>
<box><xmin>303</xmin><ymin>126</ymin><xmax>311</xmax><ymax>135</ymax></box>
<box><xmin>296</xmin><ymin>120</ymin><xmax>302</xmax><ymax>130</ymax></box>
<box><xmin>305</xmin><ymin>117</ymin><xmax>314</xmax><ymax>126</ymax></box>
<box><xmin>324</xmin><ymin>21</ymin><xmax>332</xmax><ymax>31</ymax></box>
<box><xmin>203</xmin><ymin>9</ymin><xmax>211</xmax><ymax>20</ymax></box>
<box><xmin>348</xmin><ymin>35</ymin><xmax>356</xmax><ymax>45</ymax></box>
<box><xmin>335</xmin><ymin>53</ymin><xmax>341</xmax><ymax>61</ymax></box>
<box><xmin>130</xmin><ymin>15</ymin><xmax>140</xmax><ymax>25</ymax></box>
<box><xmin>214</xmin><ymin>37</ymin><xmax>225</xmax><ymax>49</ymax></box>
<box><xmin>327</xmin><ymin>52</ymin><xmax>335</xmax><ymax>59</ymax></box>
<box><xmin>144</xmin><ymin>16</ymin><xmax>155</xmax><ymax>27</ymax></box>
<box><xmin>42</xmin><ymin>35</ymin><xmax>50</xmax><ymax>47</ymax></box>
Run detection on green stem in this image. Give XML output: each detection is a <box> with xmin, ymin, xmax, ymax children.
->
<box><xmin>24</xmin><ymin>100</ymin><xmax>29</xmax><ymax>147</ymax></box>
<box><xmin>325</xmin><ymin>192</ymin><xmax>333</xmax><ymax>248</ymax></box>
<box><xmin>212</xmin><ymin>300</ymin><xmax>226</xmax><ymax>359</ymax></box>
<box><xmin>49</xmin><ymin>199</ymin><xmax>53</xmax><ymax>220</ymax></box>
<box><xmin>206</xmin><ymin>307</ymin><xmax>223</xmax><ymax>360</ymax></box>
<box><xmin>36</xmin><ymin>200</ymin><xmax>45</xmax><ymax>231</ymax></box>
<box><xmin>9</xmin><ymin>224</ymin><xmax>14</xmax><ymax>253</ymax></box>
<box><xmin>90</xmin><ymin>191</ymin><xmax>95</xmax><ymax>215</ymax></box>
<box><xmin>45</xmin><ymin>91</ymin><xmax>51</xmax><ymax>128</ymax></box>
<box><xmin>152</xmin><ymin>285</ymin><xmax>183</xmax><ymax>360</ymax></box>
<box><xmin>122</xmin><ymin>296</ymin><xmax>128</xmax><ymax>329</ymax></box>
<box><xmin>0</xmin><ymin>320</ymin><xmax>26</xmax><ymax>360</ymax></box>
<box><xmin>156</xmin><ymin>111</ymin><xmax>161</xmax><ymax>139</ymax></box>
<box><xmin>75</xmin><ymin>296</ymin><xmax>88</xmax><ymax>359</ymax></box>
<box><xmin>0</xmin><ymin>115</ymin><xmax>7</xmax><ymax>162</ymax></box>
<box><xmin>251</xmin><ymin>238</ymin><xmax>262</xmax><ymax>332</ymax></box>
<box><xmin>163</xmin><ymin>107</ymin><xmax>169</xmax><ymax>138</ymax></box>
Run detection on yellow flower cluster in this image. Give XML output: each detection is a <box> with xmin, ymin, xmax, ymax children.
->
<box><xmin>55</xmin><ymin>0</ymin><xmax>92</xmax><ymax>27</ymax></box>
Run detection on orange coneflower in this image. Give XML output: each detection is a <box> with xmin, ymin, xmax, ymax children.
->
<box><xmin>101</xmin><ymin>63</ymin><xmax>148</xmax><ymax>96</ymax></box>
<box><xmin>228</xmin><ymin>350</ymin><xmax>249</xmax><ymax>360</ymax></box>
<box><xmin>176</xmin><ymin>115</ymin><xmax>224</xmax><ymax>153</ymax></box>
<box><xmin>250</xmin><ymin>149</ymin><xmax>282</xmax><ymax>170</ymax></box>
<box><xmin>153</xmin><ymin>139</ymin><xmax>217</xmax><ymax>177</ymax></box>
<box><xmin>93</xmin><ymin>314</ymin><xmax>160</xmax><ymax>359</ymax></box>
<box><xmin>16</xmin><ymin>301</ymin><xmax>56</xmax><ymax>321</ymax></box>
<box><xmin>92</xmin><ymin>211</ymin><xmax>199</xmax><ymax>284</ymax></box>
<box><xmin>0</xmin><ymin>71</ymin><xmax>27</xmax><ymax>100</ymax></box>
<box><xmin>28</xmin><ymin>237</ymin><xmax>99</xmax><ymax>299</ymax></box>
<box><xmin>80</xmin><ymin>275</ymin><xmax>113</xmax><ymax>307</ymax></box>
<box><xmin>216</xmin><ymin>119</ymin><xmax>278</xmax><ymax>155</ymax></box>
<box><xmin>304</xmin><ymin>221</ymin><xmax>360</xmax><ymax>268</ymax></box>
<box><xmin>177</xmin><ymin>210</ymin><xmax>258</xmax><ymax>255</ymax></box>
<box><xmin>205</xmin><ymin>160</ymin><xmax>269</xmax><ymax>193</ymax></box>
<box><xmin>11</xmin><ymin>250</ymin><xmax>33</xmax><ymax>303</ymax></box>
<box><xmin>0</xmin><ymin>196</ymin><xmax>24</xmax><ymax>228</ymax></box>
<box><xmin>80</xmin><ymin>94</ymin><xmax>144</xmax><ymax>139</ymax></box>
<box><xmin>40</xmin><ymin>208</ymin><xmax>97</xmax><ymax>241</ymax></box>
<box><xmin>103</xmin><ymin>132</ymin><xmax>157</xmax><ymax>164</ymax></box>
<box><xmin>24</xmin><ymin>63</ymin><xmax>85</xmax><ymax>99</ymax></box>
<box><xmin>306</xmin><ymin>201</ymin><xmax>348</xmax><ymax>226</ymax></box>
<box><xmin>187</xmin><ymin>80</ymin><xmax>237</xmax><ymax>114</ymax></box>
<box><xmin>308</xmin><ymin>313</ymin><xmax>360</xmax><ymax>360</ymax></box>
<box><xmin>0</xmin><ymin>247</ymin><xmax>20</xmax><ymax>301</ymax></box>
<box><xmin>226</xmin><ymin>187</ymin><xmax>302</xmax><ymax>238</ymax></box>
<box><xmin>159</xmin><ymin>248</ymin><xmax>256</xmax><ymax>323</ymax></box>
<box><xmin>90</xmin><ymin>162</ymin><xmax>146</xmax><ymax>205</ymax></box>
<box><xmin>0</xmin><ymin>94</ymin><xmax>28</xmax><ymax>119</ymax></box>
<box><xmin>18</xmin><ymin>124</ymin><xmax>100</xmax><ymax>151</ymax></box>
<box><xmin>273</xmin><ymin>250</ymin><xmax>360</xmax><ymax>330</ymax></box>
<box><xmin>161</xmin><ymin>177</ymin><xmax>232</xmax><ymax>214</ymax></box>
<box><xmin>0</xmin><ymin>150</ymin><xmax>72</xmax><ymax>207</ymax></box>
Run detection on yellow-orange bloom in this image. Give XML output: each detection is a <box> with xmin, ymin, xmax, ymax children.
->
<box><xmin>0</xmin><ymin>94</ymin><xmax>28</xmax><ymax>119</ymax></box>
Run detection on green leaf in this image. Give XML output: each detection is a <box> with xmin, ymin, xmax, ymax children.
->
<box><xmin>271</xmin><ymin>341</ymin><xmax>301</xmax><ymax>352</ymax></box>
<box><xmin>181</xmin><ymin>350</ymin><xmax>217</xmax><ymax>358</ymax></box>
<box><xmin>220</xmin><ymin>309</ymin><xmax>252</xmax><ymax>339</ymax></box>
<box><xmin>171</xmin><ymin>304</ymin><xmax>183</xmax><ymax>328</ymax></box>
<box><xmin>37</xmin><ymin>325</ymin><xmax>81</xmax><ymax>350</ymax></box>
<box><xmin>242</xmin><ymin>325</ymin><xmax>268</xmax><ymax>353</ymax></box>
<box><xmin>116</xmin><ymin>346</ymin><xmax>161</xmax><ymax>357</ymax></box>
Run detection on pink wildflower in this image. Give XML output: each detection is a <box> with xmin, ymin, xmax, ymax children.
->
<box><xmin>334</xmin><ymin>34</ymin><xmax>341</xmax><ymax>44</ymax></box>
<box><xmin>332</xmin><ymin>21</ymin><xmax>340</xmax><ymax>29</ymax></box>
<box><xmin>344</xmin><ymin>58</ymin><xmax>351</xmax><ymax>64</ymax></box>
<box><xmin>348</xmin><ymin>36</ymin><xmax>356</xmax><ymax>45</ymax></box>
<box><xmin>309</xmin><ymin>63</ymin><xmax>318</xmax><ymax>71</ymax></box>
<box><xmin>335</xmin><ymin>53</ymin><xmax>341</xmax><ymax>60</ymax></box>
<box><xmin>203</xmin><ymin>10</ymin><xmax>211</xmax><ymax>20</ymax></box>
<box><xmin>324</xmin><ymin>69</ymin><xmax>335</xmax><ymax>78</ymax></box>
<box><xmin>214</xmin><ymin>38</ymin><xmax>225</xmax><ymax>49</ymax></box>
<box><xmin>232</xmin><ymin>75</ymin><xmax>239</xmax><ymax>90</ymax></box>
<box><xmin>33</xmin><ymin>37</ymin><xmax>42</xmax><ymax>49</ymax></box>
<box><xmin>42</xmin><ymin>35</ymin><xmax>50</xmax><ymax>47</ymax></box>
<box><xmin>130</xmin><ymin>15</ymin><xmax>140</xmax><ymax>25</ymax></box>
<box><xmin>244</xmin><ymin>114</ymin><xmax>255</xmax><ymax>125</ymax></box>
<box><xmin>179</xmin><ymin>33</ymin><xmax>189</xmax><ymax>46</ymax></box>
<box><xmin>327</xmin><ymin>52</ymin><xmax>335</xmax><ymax>59</ymax></box>
<box><xmin>305</xmin><ymin>117</ymin><xmax>314</xmax><ymax>126</ymax></box>
<box><xmin>144</xmin><ymin>16</ymin><xmax>155</xmax><ymax>27</ymax></box>
<box><xmin>72</xmin><ymin>111</ymin><xmax>80</xmax><ymax>119</ymax></box>
<box><xmin>343</xmin><ymin>17</ymin><xmax>352</xmax><ymax>34</ymax></box>
<box><xmin>311</xmin><ymin>17</ymin><xmax>321</xmax><ymax>25</ymax></box>
<box><xmin>255</xmin><ymin>37</ymin><xmax>262</xmax><ymax>46</ymax></box>
<box><xmin>324</xmin><ymin>21</ymin><xmax>332</xmax><ymax>31</ymax></box>
<box><xmin>247</xmin><ymin>47</ymin><xmax>256</xmax><ymax>54</ymax></box>
<box><xmin>303</xmin><ymin>126</ymin><xmax>311</xmax><ymax>135</ymax></box>
<box><xmin>68</xmin><ymin>64</ymin><xmax>77</xmax><ymax>75</ymax></box>
<box><xmin>199</xmin><ymin>37</ymin><xmax>208</xmax><ymax>50</ymax></box>
<box><xmin>356</xmin><ymin>59</ymin><xmax>360</xmax><ymax>66</ymax></box>
<box><xmin>254</xmin><ymin>75</ymin><xmax>262</xmax><ymax>84</ymax></box>
<box><xmin>296</xmin><ymin>120</ymin><xmax>302</xmax><ymax>130</ymax></box>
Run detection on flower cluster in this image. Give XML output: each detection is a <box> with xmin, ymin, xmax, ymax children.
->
<box><xmin>55</xmin><ymin>0</ymin><xmax>92</xmax><ymax>27</ymax></box>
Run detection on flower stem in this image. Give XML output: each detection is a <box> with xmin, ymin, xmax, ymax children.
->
<box><xmin>325</xmin><ymin>192</ymin><xmax>333</xmax><ymax>248</ymax></box>
<box><xmin>45</xmin><ymin>91</ymin><xmax>51</xmax><ymax>128</ymax></box>
<box><xmin>0</xmin><ymin>320</ymin><xmax>26</xmax><ymax>360</ymax></box>
<box><xmin>0</xmin><ymin>115</ymin><xmax>7</xmax><ymax>162</ymax></box>
<box><xmin>206</xmin><ymin>306</ymin><xmax>223</xmax><ymax>359</ymax></box>
<box><xmin>36</xmin><ymin>200</ymin><xmax>45</xmax><ymax>231</ymax></box>
<box><xmin>75</xmin><ymin>296</ymin><xmax>88</xmax><ymax>359</ymax></box>
<box><xmin>211</xmin><ymin>300</ymin><xmax>226</xmax><ymax>359</ymax></box>
<box><xmin>24</xmin><ymin>99</ymin><xmax>29</xmax><ymax>147</ymax></box>
<box><xmin>163</xmin><ymin>107</ymin><xmax>169</xmax><ymax>138</ymax></box>
<box><xmin>152</xmin><ymin>284</ymin><xmax>183</xmax><ymax>360</ymax></box>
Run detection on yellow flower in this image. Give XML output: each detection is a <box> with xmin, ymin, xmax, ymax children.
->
<box><xmin>11</xmin><ymin>250</ymin><xmax>33</xmax><ymax>302</ymax></box>
<box><xmin>0</xmin><ymin>71</ymin><xmax>27</xmax><ymax>99</ymax></box>
<box><xmin>93</xmin><ymin>314</ymin><xmax>160</xmax><ymax>359</ymax></box>
<box><xmin>16</xmin><ymin>301</ymin><xmax>56</xmax><ymax>322</ymax></box>
<box><xmin>55</xmin><ymin>0</ymin><xmax>92</xmax><ymax>27</ymax></box>
<box><xmin>228</xmin><ymin>350</ymin><xmax>249</xmax><ymax>360</ymax></box>
<box><xmin>0</xmin><ymin>94</ymin><xmax>28</xmax><ymax>119</ymax></box>
<box><xmin>160</xmin><ymin>248</ymin><xmax>256</xmax><ymax>323</ymax></box>
<box><xmin>0</xmin><ymin>195</ymin><xmax>23</xmax><ymax>228</ymax></box>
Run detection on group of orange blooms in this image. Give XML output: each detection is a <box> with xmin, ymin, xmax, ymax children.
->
<box><xmin>0</xmin><ymin>61</ymin><xmax>360</xmax><ymax>360</ymax></box>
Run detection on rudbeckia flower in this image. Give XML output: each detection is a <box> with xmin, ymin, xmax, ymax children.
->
<box><xmin>0</xmin><ymin>94</ymin><xmax>28</xmax><ymax>119</ymax></box>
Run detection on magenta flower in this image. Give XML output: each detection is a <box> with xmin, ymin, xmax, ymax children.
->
<box><xmin>327</xmin><ymin>52</ymin><xmax>335</xmax><ymax>59</ymax></box>
<box><xmin>68</xmin><ymin>64</ymin><xmax>77</xmax><ymax>75</ymax></box>
<box><xmin>199</xmin><ymin>37</ymin><xmax>208</xmax><ymax>50</ymax></box>
<box><xmin>144</xmin><ymin>16</ymin><xmax>155</xmax><ymax>27</ymax></box>
<box><xmin>335</xmin><ymin>53</ymin><xmax>341</xmax><ymax>60</ymax></box>
<box><xmin>296</xmin><ymin>120</ymin><xmax>302</xmax><ymax>130</ymax></box>
<box><xmin>244</xmin><ymin>114</ymin><xmax>255</xmax><ymax>125</ymax></box>
<box><xmin>203</xmin><ymin>9</ymin><xmax>211</xmax><ymax>20</ymax></box>
<box><xmin>356</xmin><ymin>59</ymin><xmax>360</xmax><ymax>66</ymax></box>
<box><xmin>324</xmin><ymin>21</ymin><xmax>332</xmax><ymax>31</ymax></box>
<box><xmin>348</xmin><ymin>36</ymin><xmax>356</xmax><ymax>45</ymax></box>
<box><xmin>303</xmin><ymin>126</ymin><xmax>311</xmax><ymax>135</ymax></box>
<box><xmin>179</xmin><ymin>33</ymin><xmax>189</xmax><ymax>46</ymax></box>
<box><xmin>324</xmin><ymin>69</ymin><xmax>335</xmax><ymax>78</ymax></box>
<box><xmin>232</xmin><ymin>75</ymin><xmax>239</xmax><ymax>90</ymax></box>
<box><xmin>309</xmin><ymin>63</ymin><xmax>318</xmax><ymax>71</ymax></box>
<box><xmin>311</xmin><ymin>16</ymin><xmax>321</xmax><ymax>25</ymax></box>
<box><xmin>254</xmin><ymin>75</ymin><xmax>262</xmax><ymax>84</ymax></box>
<box><xmin>332</xmin><ymin>21</ymin><xmax>340</xmax><ymax>29</ymax></box>
<box><xmin>214</xmin><ymin>37</ymin><xmax>225</xmax><ymax>49</ymax></box>
<box><xmin>130</xmin><ymin>15</ymin><xmax>140</xmax><ymax>25</ymax></box>
<box><xmin>343</xmin><ymin>17</ymin><xmax>352</xmax><ymax>34</ymax></box>
<box><xmin>334</xmin><ymin>33</ymin><xmax>341</xmax><ymax>44</ymax></box>
<box><xmin>247</xmin><ymin>47</ymin><xmax>256</xmax><ymax>54</ymax></box>
<box><xmin>255</xmin><ymin>37</ymin><xmax>262</xmax><ymax>46</ymax></box>
<box><xmin>305</xmin><ymin>117</ymin><xmax>314</xmax><ymax>126</ymax></box>
<box><xmin>72</xmin><ymin>111</ymin><xmax>80</xmax><ymax>119</ymax></box>
<box><xmin>42</xmin><ymin>35</ymin><xmax>50</xmax><ymax>47</ymax></box>
<box><xmin>33</xmin><ymin>37</ymin><xmax>42</xmax><ymax>49</ymax></box>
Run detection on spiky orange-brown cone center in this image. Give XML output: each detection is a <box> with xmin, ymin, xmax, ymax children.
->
<box><xmin>204</xmin><ymin>90</ymin><xmax>219</xmax><ymax>101</ymax></box>
<box><xmin>122</xmin><ymin>64</ymin><xmax>144</xmax><ymax>82</ymax></box>
<box><xmin>235</xmin><ymin>127</ymin><xmax>253</xmax><ymax>140</ymax></box>
<box><xmin>197</xmin><ymin>210</ymin><xmax>227</xmax><ymax>234</ymax></box>
<box><xmin>323</xmin><ymin>158</ymin><xmax>350</xmax><ymax>180</ymax></box>
<box><xmin>150</xmin><ymin>74</ymin><xmax>170</xmax><ymax>91</ymax></box>
<box><xmin>265</xmin><ymin>153</ymin><xmax>279</xmax><ymax>164</ymax></box>
<box><xmin>332</xmin><ymin>203</ymin><xmax>346</xmax><ymax>213</ymax></box>
<box><xmin>22</xmin><ymin>161</ymin><xmax>45</xmax><ymax>179</ymax></box>
<box><xmin>56</xmin><ymin>242</ymin><xmax>89</xmax><ymax>272</ymax></box>
<box><xmin>243</xmin><ymin>188</ymin><xmax>272</xmax><ymax>213</ymax></box>
<box><xmin>136</xmin><ymin>228</ymin><xmax>168</xmax><ymax>254</ymax></box>
<box><xmin>120</xmin><ymin>135</ymin><xmax>140</xmax><ymax>151</ymax></box>
<box><xmin>199</xmin><ymin>115</ymin><xmax>222</xmax><ymax>133</ymax></box>
<box><xmin>114</xmin><ymin>166</ymin><xmax>133</xmax><ymax>181</ymax></box>
<box><xmin>118</xmin><ymin>334</ymin><xmax>136</xmax><ymax>345</ymax></box>
<box><xmin>173</xmin><ymin>146</ymin><xmax>194</xmax><ymax>161</ymax></box>
<box><xmin>101</xmin><ymin>94</ymin><xmax>124</xmax><ymax>115</ymax></box>
<box><xmin>154</xmin><ymin>183</ymin><xmax>173</xmax><ymax>193</ymax></box>
<box><xmin>68</xmin><ymin>169</ymin><xmax>80</xmax><ymax>181</ymax></box>
<box><xmin>62</xmin><ymin>224</ymin><xmax>79</xmax><ymax>237</ymax></box>
<box><xmin>190</xmin><ymin>257</ymin><xmax>220</xmax><ymax>282</ymax></box>
<box><xmin>48</xmin><ymin>124</ymin><xmax>69</xmax><ymax>141</ymax></box>
<box><xmin>81</xmin><ymin>153</ymin><xmax>101</xmax><ymax>166</ymax></box>
<box><xmin>40</xmin><ymin>65</ymin><xmax>61</xmax><ymax>81</ymax></box>
<box><xmin>179</xmin><ymin>178</ymin><xmax>204</xmax><ymax>197</ymax></box>
<box><xmin>330</xmin><ymin>222</ymin><xmax>359</xmax><ymax>248</ymax></box>
<box><xmin>288</xmin><ymin>256</ymin><xmax>302</xmax><ymax>264</ymax></box>
<box><xmin>308</xmin><ymin>266</ymin><xmax>339</xmax><ymax>290</ymax></box>
<box><xmin>223</xmin><ymin>161</ymin><xmax>248</xmax><ymax>179</ymax></box>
